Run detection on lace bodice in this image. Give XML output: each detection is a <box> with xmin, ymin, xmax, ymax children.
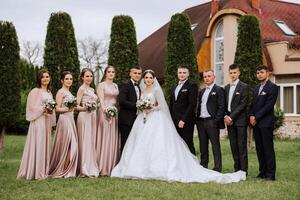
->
<box><xmin>141</xmin><ymin>89</ymin><xmax>157</xmax><ymax>106</ymax></box>
<box><xmin>79</xmin><ymin>86</ymin><xmax>98</xmax><ymax>104</ymax></box>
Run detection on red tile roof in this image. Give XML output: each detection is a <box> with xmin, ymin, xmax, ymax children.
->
<box><xmin>138</xmin><ymin>0</ymin><xmax>300</xmax><ymax>79</ymax></box>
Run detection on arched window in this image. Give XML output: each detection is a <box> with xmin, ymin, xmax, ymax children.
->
<box><xmin>214</xmin><ymin>20</ymin><xmax>224</xmax><ymax>85</ymax></box>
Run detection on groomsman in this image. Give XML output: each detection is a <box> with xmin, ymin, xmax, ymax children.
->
<box><xmin>118</xmin><ymin>66</ymin><xmax>142</xmax><ymax>154</ymax></box>
<box><xmin>224</xmin><ymin>64</ymin><xmax>248</xmax><ymax>174</ymax></box>
<box><xmin>250</xmin><ymin>65</ymin><xmax>278</xmax><ymax>181</ymax></box>
<box><xmin>196</xmin><ymin>69</ymin><xmax>225</xmax><ymax>172</ymax></box>
<box><xmin>169</xmin><ymin>66</ymin><xmax>198</xmax><ymax>155</ymax></box>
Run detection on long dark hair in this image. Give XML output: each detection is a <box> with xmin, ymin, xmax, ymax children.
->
<box><xmin>101</xmin><ymin>65</ymin><xmax>115</xmax><ymax>82</ymax></box>
<box><xmin>79</xmin><ymin>68</ymin><xmax>94</xmax><ymax>84</ymax></box>
<box><xmin>36</xmin><ymin>69</ymin><xmax>51</xmax><ymax>91</ymax></box>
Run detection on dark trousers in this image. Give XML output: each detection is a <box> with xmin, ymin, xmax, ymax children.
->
<box><xmin>119</xmin><ymin>124</ymin><xmax>133</xmax><ymax>155</ymax></box>
<box><xmin>253</xmin><ymin>126</ymin><xmax>276</xmax><ymax>179</ymax></box>
<box><xmin>176</xmin><ymin>123</ymin><xmax>196</xmax><ymax>155</ymax></box>
<box><xmin>196</xmin><ymin>119</ymin><xmax>222</xmax><ymax>172</ymax></box>
<box><xmin>227</xmin><ymin>125</ymin><xmax>248</xmax><ymax>172</ymax></box>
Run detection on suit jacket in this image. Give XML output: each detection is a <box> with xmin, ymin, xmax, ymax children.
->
<box><xmin>250</xmin><ymin>80</ymin><xmax>278</xmax><ymax>128</ymax></box>
<box><xmin>118</xmin><ymin>81</ymin><xmax>139</xmax><ymax>126</ymax></box>
<box><xmin>169</xmin><ymin>79</ymin><xmax>198</xmax><ymax>125</ymax></box>
<box><xmin>197</xmin><ymin>84</ymin><xmax>225</xmax><ymax>129</ymax></box>
<box><xmin>224</xmin><ymin>80</ymin><xmax>248</xmax><ymax>126</ymax></box>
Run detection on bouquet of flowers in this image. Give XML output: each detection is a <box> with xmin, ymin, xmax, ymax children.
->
<box><xmin>83</xmin><ymin>101</ymin><xmax>99</xmax><ymax>112</ymax></box>
<box><xmin>104</xmin><ymin>105</ymin><xmax>118</xmax><ymax>118</ymax></box>
<box><xmin>43</xmin><ymin>99</ymin><xmax>56</xmax><ymax>113</ymax></box>
<box><xmin>136</xmin><ymin>98</ymin><xmax>153</xmax><ymax>123</ymax></box>
<box><xmin>63</xmin><ymin>97</ymin><xmax>77</xmax><ymax>109</ymax></box>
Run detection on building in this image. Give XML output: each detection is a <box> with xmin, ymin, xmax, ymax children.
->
<box><xmin>138</xmin><ymin>0</ymin><xmax>300</xmax><ymax>137</ymax></box>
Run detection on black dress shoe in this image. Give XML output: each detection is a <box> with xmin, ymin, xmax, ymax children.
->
<box><xmin>265</xmin><ymin>176</ymin><xmax>275</xmax><ymax>181</ymax></box>
<box><xmin>256</xmin><ymin>173</ymin><xmax>265</xmax><ymax>179</ymax></box>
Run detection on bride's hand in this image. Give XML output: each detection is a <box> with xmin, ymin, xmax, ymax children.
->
<box><xmin>143</xmin><ymin>109</ymin><xmax>152</xmax><ymax>114</ymax></box>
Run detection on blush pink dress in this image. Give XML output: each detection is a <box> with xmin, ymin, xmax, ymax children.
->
<box><xmin>76</xmin><ymin>85</ymin><xmax>100</xmax><ymax>177</ymax></box>
<box><xmin>96</xmin><ymin>82</ymin><xmax>120</xmax><ymax>176</ymax></box>
<box><xmin>17</xmin><ymin>88</ymin><xmax>56</xmax><ymax>180</ymax></box>
<box><xmin>49</xmin><ymin>89</ymin><xmax>78</xmax><ymax>178</ymax></box>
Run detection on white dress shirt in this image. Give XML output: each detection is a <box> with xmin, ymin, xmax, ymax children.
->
<box><xmin>200</xmin><ymin>84</ymin><xmax>214</xmax><ymax>118</ymax></box>
<box><xmin>228</xmin><ymin>79</ymin><xmax>239</xmax><ymax>112</ymax></box>
<box><xmin>175</xmin><ymin>79</ymin><xmax>187</xmax><ymax>100</ymax></box>
<box><xmin>131</xmin><ymin>79</ymin><xmax>140</xmax><ymax>99</ymax></box>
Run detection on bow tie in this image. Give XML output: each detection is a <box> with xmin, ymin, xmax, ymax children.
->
<box><xmin>178</xmin><ymin>81</ymin><xmax>184</xmax><ymax>85</ymax></box>
<box><xmin>134</xmin><ymin>82</ymin><xmax>139</xmax><ymax>86</ymax></box>
<box><xmin>230</xmin><ymin>83</ymin><xmax>236</xmax><ymax>86</ymax></box>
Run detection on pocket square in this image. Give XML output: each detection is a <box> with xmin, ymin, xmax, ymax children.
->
<box><xmin>261</xmin><ymin>91</ymin><xmax>267</xmax><ymax>95</ymax></box>
<box><xmin>235</xmin><ymin>92</ymin><xmax>240</xmax><ymax>95</ymax></box>
<box><xmin>181</xmin><ymin>89</ymin><xmax>188</xmax><ymax>92</ymax></box>
<box><xmin>211</xmin><ymin>92</ymin><xmax>216</xmax><ymax>95</ymax></box>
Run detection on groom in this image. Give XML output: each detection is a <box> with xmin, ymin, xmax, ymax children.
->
<box><xmin>169</xmin><ymin>66</ymin><xmax>198</xmax><ymax>155</ymax></box>
<box><xmin>118</xmin><ymin>66</ymin><xmax>142</xmax><ymax>154</ymax></box>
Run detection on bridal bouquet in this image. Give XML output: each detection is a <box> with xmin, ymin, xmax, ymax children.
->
<box><xmin>43</xmin><ymin>99</ymin><xmax>56</xmax><ymax>113</ymax></box>
<box><xmin>83</xmin><ymin>101</ymin><xmax>99</xmax><ymax>112</ymax></box>
<box><xmin>136</xmin><ymin>98</ymin><xmax>153</xmax><ymax>123</ymax></box>
<box><xmin>63</xmin><ymin>97</ymin><xmax>77</xmax><ymax>109</ymax></box>
<box><xmin>105</xmin><ymin>105</ymin><xmax>118</xmax><ymax>118</ymax></box>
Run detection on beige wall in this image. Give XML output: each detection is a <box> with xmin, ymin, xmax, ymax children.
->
<box><xmin>211</xmin><ymin>15</ymin><xmax>239</xmax><ymax>85</ymax></box>
<box><xmin>266</xmin><ymin>41</ymin><xmax>300</xmax><ymax>75</ymax></box>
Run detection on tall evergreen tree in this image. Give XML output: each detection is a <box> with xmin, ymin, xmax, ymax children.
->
<box><xmin>44</xmin><ymin>12</ymin><xmax>80</xmax><ymax>94</ymax></box>
<box><xmin>234</xmin><ymin>15</ymin><xmax>263</xmax><ymax>149</ymax></box>
<box><xmin>234</xmin><ymin>15</ymin><xmax>263</xmax><ymax>103</ymax></box>
<box><xmin>108</xmin><ymin>15</ymin><xmax>139</xmax><ymax>84</ymax></box>
<box><xmin>19</xmin><ymin>58</ymin><xmax>38</xmax><ymax>91</ymax></box>
<box><xmin>0</xmin><ymin>21</ymin><xmax>20</xmax><ymax>151</ymax></box>
<box><xmin>164</xmin><ymin>13</ymin><xmax>198</xmax><ymax>100</ymax></box>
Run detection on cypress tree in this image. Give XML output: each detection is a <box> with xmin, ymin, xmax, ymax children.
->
<box><xmin>234</xmin><ymin>15</ymin><xmax>263</xmax><ymax>149</ymax></box>
<box><xmin>234</xmin><ymin>15</ymin><xmax>263</xmax><ymax>103</ymax></box>
<box><xmin>164</xmin><ymin>13</ymin><xmax>198</xmax><ymax>100</ymax></box>
<box><xmin>0</xmin><ymin>21</ymin><xmax>20</xmax><ymax>151</ymax></box>
<box><xmin>108</xmin><ymin>15</ymin><xmax>139</xmax><ymax>84</ymax></box>
<box><xmin>44</xmin><ymin>12</ymin><xmax>80</xmax><ymax>95</ymax></box>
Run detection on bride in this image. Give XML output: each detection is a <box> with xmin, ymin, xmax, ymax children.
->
<box><xmin>111</xmin><ymin>69</ymin><xmax>246</xmax><ymax>183</ymax></box>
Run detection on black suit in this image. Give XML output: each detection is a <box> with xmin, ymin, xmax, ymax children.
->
<box><xmin>224</xmin><ymin>80</ymin><xmax>248</xmax><ymax>172</ymax></box>
<box><xmin>169</xmin><ymin>79</ymin><xmax>198</xmax><ymax>155</ymax></box>
<box><xmin>196</xmin><ymin>84</ymin><xmax>225</xmax><ymax>172</ymax></box>
<box><xmin>250</xmin><ymin>80</ymin><xmax>278</xmax><ymax>180</ymax></box>
<box><xmin>118</xmin><ymin>80</ymin><xmax>140</xmax><ymax>154</ymax></box>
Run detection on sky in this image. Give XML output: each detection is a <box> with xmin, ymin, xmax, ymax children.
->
<box><xmin>0</xmin><ymin>0</ymin><xmax>299</xmax><ymax>44</ymax></box>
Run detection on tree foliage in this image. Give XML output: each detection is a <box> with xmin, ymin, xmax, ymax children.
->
<box><xmin>164</xmin><ymin>13</ymin><xmax>198</xmax><ymax>100</ymax></box>
<box><xmin>0</xmin><ymin>21</ymin><xmax>21</xmax><ymax>143</ymax></box>
<box><xmin>44</xmin><ymin>12</ymin><xmax>80</xmax><ymax>94</ymax></box>
<box><xmin>108</xmin><ymin>15</ymin><xmax>139</xmax><ymax>84</ymax></box>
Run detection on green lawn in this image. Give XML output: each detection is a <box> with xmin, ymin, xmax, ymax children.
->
<box><xmin>1</xmin><ymin>135</ymin><xmax>300</xmax><ymax>200</ymax></box>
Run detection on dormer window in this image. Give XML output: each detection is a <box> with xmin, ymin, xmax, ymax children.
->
<box><xmin>274</xmin><ymin>20</ymin><xmax>296</xmax><ymax>36</ymax></box>
<box><xmin>191</xmin><ymin>23</ymin><xmax>198</xmax><ymax>30</ymax></box>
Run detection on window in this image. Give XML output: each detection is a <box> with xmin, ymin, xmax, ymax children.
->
<box><xmin>274</xmin><ymin>20</ymin><xmax>296</xmax><ymax>36</ymax></box>
<box><xmin>191</xmin><ymin>23</ymin><xmax>198</xmax><ymax>30</ymax></box>
<box><xmin>214</xmin><ymin>20</ymin><xmax>224</xmax><ymax>85</ymax></box>
<box><xmin>278</xmin><ymin>83</ymin><xmax>300</xmax><ymax>115</ymax></box>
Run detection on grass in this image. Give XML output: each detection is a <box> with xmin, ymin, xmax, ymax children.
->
<box><xmin>0</xmin><ymin>135</ymin><xmax>300</xmax><ymax>200</ymax></box>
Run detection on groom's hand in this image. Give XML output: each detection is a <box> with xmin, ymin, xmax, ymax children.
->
<box><xmin>178</xmin><ymin>120</ymin><xmax>185</xmax><ymax>128</ymax></box>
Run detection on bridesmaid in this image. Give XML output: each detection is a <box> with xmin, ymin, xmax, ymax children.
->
<box><xmin>96</xmin><ymin>65</ymin><xmax>120</xmax><ymax>176</ymax></box>
<box><xmin>76</xmin><ymin>68</ymin><xmax>100</xmax><ymax>177</ymax></box>
<box><xmin>17</xmin><ymin>69</ymin><xmax>56</xmax><ymax>180</ymax></box>
<box><xmin>49</xmin><ymin>71</ymin><xmax>78</xmax><ymax>178</ymax></box>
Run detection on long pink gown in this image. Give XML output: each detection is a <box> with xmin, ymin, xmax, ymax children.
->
<box><xmin>96</xmin><ymin>82</ymin><xmax>120</xmax><ymax>176</ymax></box>
<box><xmin>49</xmin><ymin>89</ymin><xmax>78</xmax><ymax>178</ymax></box>
<box><xmin>76</xmin><ymin>85</ymin><xmax>100</xmax><ymax>177</ymax></box>
<box><xmin>17</xmin><ymin>88</ymin><xmax>56</xmax><ymax>180</ymax></box>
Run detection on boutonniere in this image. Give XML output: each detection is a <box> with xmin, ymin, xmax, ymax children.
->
<box><xmin>235</xmin><ymin>92</ymin><xmax>240</xmax><ymax>95</ymax></box>
<box><xmin>181</xmin><ymin>89</ymin><xmax>188</xmax><ymax>92</ymax></box>
<box><xmin>211</xmin><ymin>92</ymin><xmax>216</xmax><ymax>95</ymax></box>
<box><xmin>261</xmin><ymin>91</ymin><xmax>267</xmax><ymax>96</ymax></box>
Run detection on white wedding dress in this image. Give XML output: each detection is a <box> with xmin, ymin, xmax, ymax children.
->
<box><xmin>111</xmin><ymin>80</ymin><xmax>246</xmax><ymax>183</ymax></box>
